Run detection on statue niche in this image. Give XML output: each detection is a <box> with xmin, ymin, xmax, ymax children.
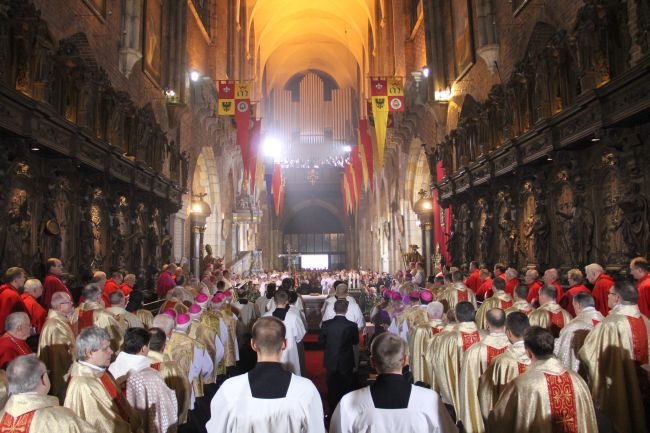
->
<box><xmin>519</xmin><ymin>184</ymin><xmax>537</xmax><ymax>266</ymax></box>
<box><xmin>554</xmin><ymin>180</ymin><xmax>577</xmax><ymax>266</ymax></box>
<box><xmin>2</xmin><ymin>186</ymin><xmax>32</xmax><ymax>272</ymax></box>
<box><xmin>476</xmin><ymin>198</ymin><xmax>492</xmax><ymax>264</ymax></box>
<box><xmin>496</xmin><ymin>192</ymin><xmax>516</xmax><ymax>265</ymax></box>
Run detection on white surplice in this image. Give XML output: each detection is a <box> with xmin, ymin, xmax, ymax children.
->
<box><xmin>205</xmin><ymin>372</ymin><xmax>325</xmax><ymax>433</ymax></box>
<box><xmin>330</xmin><ymin>385</ymin><xmax>456</xmax><ymax>433</ymax></box>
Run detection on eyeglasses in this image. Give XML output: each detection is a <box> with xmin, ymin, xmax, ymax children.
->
<box><xmin>608</xmin><ymin>291</ymin><xmax>618</xmax><ymax>296</ymax></box>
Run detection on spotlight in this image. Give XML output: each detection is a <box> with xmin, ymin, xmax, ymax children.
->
<box><xmin>190</xmin><ymin>70</ymin><xmax>200</xmax><ymax>82</ymax></box>
<box><xmin>422</xmin><ymin>65</ymin><xmax>430</xmax><ymax>78</ymax></box>
<box><xmin>262</xmin><ymin>136</ymin><xmax>282</xmax><ymax>158</ymax></box>
<box><xmin>343</xmin><ymin>145</ymin><xmax>352</xmax><ymax>152</ymax></box>
<box><xmin>30</xmin><ymin>146</ymin><xmax>40</xmax><ymax>151</ymax></box>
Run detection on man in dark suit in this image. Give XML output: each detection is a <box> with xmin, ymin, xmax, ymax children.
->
<box><xmin>319</xmin><ymin>299</ymin><xmax>359</xmax><ymax>415</ymax></box>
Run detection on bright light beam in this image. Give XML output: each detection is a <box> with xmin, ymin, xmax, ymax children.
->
<box><xmin>263</xmin><ymin>136</ymin><xmax>282</xmax><ymax>159</ymax></box>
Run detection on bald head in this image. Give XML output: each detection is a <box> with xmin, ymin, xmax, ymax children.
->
<box><xmin>486</xmin><ymin>308</ymin><xmax>506</xmax><ymax>332</ymax></box>
<box><xmin>252</xmin><ymin>317</ymin><xmax>286</xmax><ymax>356</ymax></box>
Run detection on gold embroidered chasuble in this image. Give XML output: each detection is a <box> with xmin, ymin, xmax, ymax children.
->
<box><xmin>579</xmin><ymin>304</ymin><xmax>650</xmax><ymax>433</ymax></box>
<box><xmin>1</xmin><ymin>394</ymin><xmax>95</xmax><ymax>433</ymax></box>
<box><xmin>147</xmin><ymin>350</ymin><xmax>190</xmax><ymax>425</ymax></box>
<box><xmin>37</xmin><ymin>309</ymin><xmax>75</xmax><ymax>404</ymax></box>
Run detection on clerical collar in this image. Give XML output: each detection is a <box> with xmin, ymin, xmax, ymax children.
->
<box><xmin>78</xmin><ymin>360</ymin><xmax>106</xmax><ymax>372</ymax></box>
<box><xmin>488</xmin><ymin>331</ymin><xmax>507</xmax><ymax>337</ymax></box>
<box><xmin>248</xmin><ymin>362</ymin><xmax>291</xmax><ymax>399</ymax></box>
<box><xmin>582</xmin><ymin>307</ymin><xmax>596</xmax><ymax>313</ymax></box>
<box><xmin>370</xmin><ymin>374</ymin><xmax>411</xmax><ymax>409</ymax></box>
<box><xmin>512</xmin><ymin>340</ymin><xmax>525</xmax><ymax>347</ymax></box>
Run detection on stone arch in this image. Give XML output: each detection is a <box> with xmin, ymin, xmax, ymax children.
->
<box><xmin>191</xmin><ymin>145</ymin><xmax>223</xmax><ymax>256</ymax></box>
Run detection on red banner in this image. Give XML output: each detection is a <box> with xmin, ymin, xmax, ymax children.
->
<box><xmin>234</xmin><ymin>83</ymin><xmax>252</xmax><ymax>176</ymax></box>
<box><xmin>249</xmin><ymin>119</ymin><xmax>261</xmax><ymax>188</ymax></box>
<box><xmin>433</xmin><ymin>160</ymin><xmax>451</xmax><ymax>266</ymax></box>
<box><xmin>272</xmin><ymin>163</ymin><xmax>282</xmax><ymax>216</ymax></box>
<box><xmin>359</xmin><ymin>118</ymin><xmax>374</xmax><ymax>191</ymax></box>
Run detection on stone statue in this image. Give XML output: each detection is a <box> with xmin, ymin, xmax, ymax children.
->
<box><xmin>555</xmin><ymin>184</ymin><xmax>577</xmax><ymax>265</ymax></box>
<box><xmin>477</xmin><ymin>199</ymin><xmax>492</xmax><ymax>263</ymax></box>
<box><xmin>202</xmin><ymin>244</ymin><xmax>217</xmax><ymax>273</ymax></box>
<box><xmin>498</xmin><ymin>206</ymin><xmax>516</xmax><ymax>265</ymax></box>
<box><xmin>148</xmin><ymin>208</ymin><xmax>161</xmax><ymax>266</ymax></box>
<box><xmin>573</xmin><ymin>193</ymin><xmax>594</xmax><ymax>264</ymax></box>
<box><xmin>161</xmin><ymin>228</ymin><xmax>173</xmax><ymax>264</ymax></box>
<box><xmin>404</xmin><ymin>244</ymin><xmax>423</xmax><ymax>266</ymax></box>
<box><xmin>620</xmin><ymin>183</ymin><xmax>650</xmax><ymax>258</ymax></box>
<box><xmin>459</xmin><ymin>204</ymin><xmax>474</xmax><ymax>265</ymax></box>
<box><xmin>533</xmin><ymin>203</ymin><xmax>550</xmax><ymax>267</ymax></box>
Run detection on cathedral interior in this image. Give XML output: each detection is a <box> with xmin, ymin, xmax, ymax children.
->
<box><xmin>1</xmin><ymin>0</ymin><xmax>649</xmax><ymax>284</ymax></box>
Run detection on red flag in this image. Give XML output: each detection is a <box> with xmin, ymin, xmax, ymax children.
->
<box><xmin>345</xmin><ymin>164</ymin><xmax>357</xmax><ymax>211</ymax></box>
<box><xmin>351</xmin><ymin>146</ymin><xmax>363</xmax><ymax>202</ymax></box>
<box><xmin>359</xmin><ymin>118</ymin><xmax>374</xmax><ymax>190</ymax></box>
<box><xmin>249</xmin><ymin>119</ymin><xmax>262</xmax><ymax>187</ymax></box>
<box><xmin>272</xmin><ymin>164</ymin><xmax>282</xmax><ymax>216</ymax></box>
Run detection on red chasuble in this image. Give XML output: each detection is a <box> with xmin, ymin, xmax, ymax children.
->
<box><xmin>0</xmin><ymin>410</ymin><xmax>36</xmax><ymax>433</ymax></box>
<box><xmin>544</xmin><ymin>371</ymin><xmax>578</xmax><ymax>433</ymax></box>
<box><xmin>549</xmin><ymin>311</ymin><xmax>566</xmax><ymax>338</ymax></box>
<box><xmin>464</xmin><ymin>271</ymin><xmax>481</xmax><ymax>293</ymax></box>
<box><xmin>76</xmin><ymin>309</ymin><xmax>95</xmax><ymax>335</ymax></box>
<box><xmin>499</xmin><ymin>299</ymin><xmax>513</xmax><ymax>310</ymax></box>
<box><xmin>486</xmin><ymin>345</ymin><xmax>508</xmax><ymax>364</ymax></box>
<box><xmin>0</xmin><ymin>334</ymin><xmax>32</xmax><ymax>369</ymax></box>
<box><xmin>461</xmin><ymin>331</ymin><xmax>481</xmax><ymax>351</ymax></box>
<box><xmin>627</xmin><ymin>316</ymin><xmax>649</xmax><ymax>365</ymax></box>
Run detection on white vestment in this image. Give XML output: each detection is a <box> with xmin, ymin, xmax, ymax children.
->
<box><xmin>330</xmin><ymin>385</ymin><xmax>456</xmax><ymax>433</ymax></box>
<box><xmin>263</xmin><ymin>309</ymin><xmax>306</xmax><ymax>375</ymax></box>
<box><xmin>321</xmin><ymin>296</ymin><xmax>365</xmax><ymax>330</ymax></box>
<box><xmin>205</xmin><ymin>371</ymin><xmax>325</xmax><ymax>433</ymax></box>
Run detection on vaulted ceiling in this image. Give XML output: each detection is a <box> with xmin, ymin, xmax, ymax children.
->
<box><xmin>247</xmin><ymin>0</ymin><xmax>376</xmax><ymax>92</ymax></box>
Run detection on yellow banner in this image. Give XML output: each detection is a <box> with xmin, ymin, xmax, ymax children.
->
<box><xmin>235</xmin><ymin>82</ymin><xmax>252</xmax><ymax>100</ymax></box>
<box><xmin>372</xmin><ymin>101</ymin><xmax>388</xmax><ymax>170</ymax></box>
<box><xmin>218</xmin><ymin>99</ymin><xmax>235</xmax><ymax>115</ymax></box>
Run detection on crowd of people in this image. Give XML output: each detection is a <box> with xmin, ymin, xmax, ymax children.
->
<box><xmin>0</xmin><ymin>255</ymin><xmax>649</xmax><ymax>432</ymax></box>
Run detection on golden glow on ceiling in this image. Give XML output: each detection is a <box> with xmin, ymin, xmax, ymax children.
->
<box><xmin>247</xmin><ymin>0</ymin><xmax>376</xmax><ymax>90</ymax></box>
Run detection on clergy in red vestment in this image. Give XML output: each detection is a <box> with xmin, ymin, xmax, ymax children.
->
<box><xmin>103</xmin><ymin>272</ymin><xmax>123</xmax><ymax>299</ymax></box>
<box><xmin>524</xmin><ymin>269</ymin><xmax>544</xmax><ymax>306</ymax></box>
<box><xmin>560</xmin><ymin>269</ymin><xmax>591</xmax><ymax>317</ymax></box>
<box><xmin>630</xmin><ymin>256</ymin><xmax>650</xmax><ymax>318</ymax></box>
<box><xmin>0</xmin><ymin>312</ymin><xmax>33</xmax><ymax>369</ymax></box>
<box><xmin>585</xmin><ymin>263</ymin><xmax>614</xmax><ymax>317</ymax></box>
<box><xmin>118</xmin><ymin>273</ymin><xmax>135</xmax><ymax>298</ymax></box>
<box><xmin>21</xmin><ymin>279</ymin><xmax>47</xmax><ymax>333</ymax></box>
<box><xmin>475</xmin><ymin>267</ymin><xmax>493</xmax><ymax>302</ymax></box>
<box><xmin>493</xmin><ymin>263</ymin><xmax>507</xmax><ymax>282</ymax></box>
<box><xmin>579</xmin><ymin>280</ymin><xmax>650</xmax><ymax>433</ymax></box>
<box><xmin>464</xmin><ymin>261</ymin><xmax>482</xmax><ymax>293</ymax></box>
<box><xmin>41</xmin><ymin>258</ymin><xmax>72</xmax><ymax>309</ymax></box>
<box><xmin>504</xmin><ymin>268</ymin><xmax>520</xmax><ymax>297</ymax></box>
<box><xmin>488</xmin><ymin>326</ymin><xmax>597</xmax><ymax>433</ymax></box>
<box><xmin>157</xmin><ymin>264</ymin><xmax>177</xmax><ymax>298</ymax></box>
<box><xmin>542</xmin><ymin>268</ymin><xmax>564</xmax><ymax>303</ymax></box>
<box><xmin>0</xmin><ymin>267</ymin><xmax>26</xmax><ymax>334</ymax></box>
